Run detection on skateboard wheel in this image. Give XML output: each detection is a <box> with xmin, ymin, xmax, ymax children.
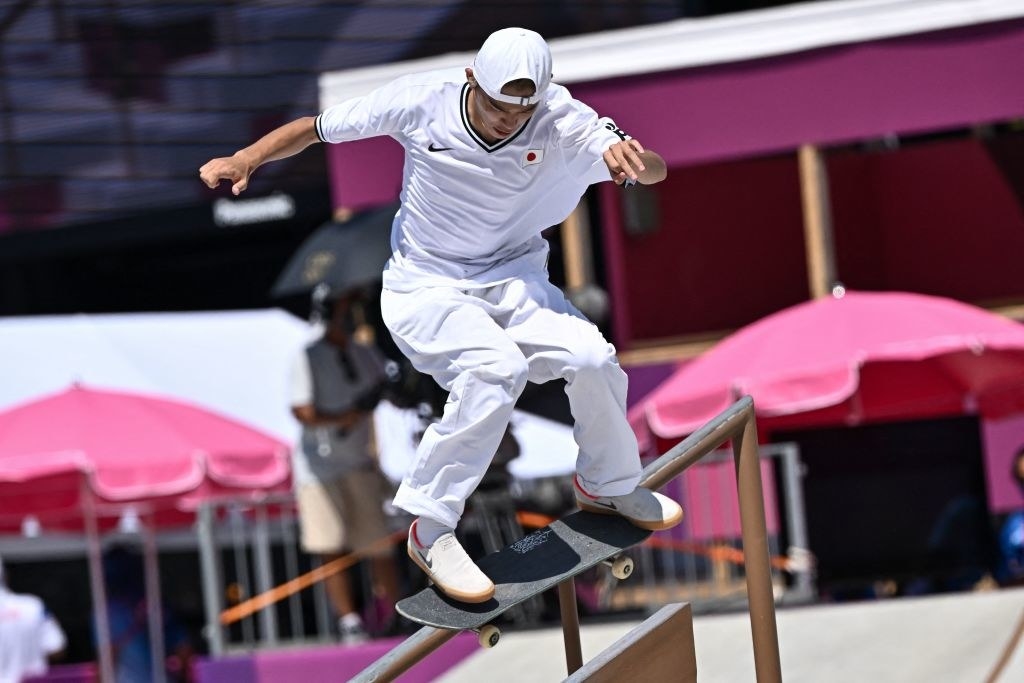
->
<box><xmin>611</xmin><ymin>556</ymin><xmax>634</xmax><ymax>580</ymax></box>
<box><xmin>477</xmin><ymin>624</ymin><xmax>501</xmax><ymax>648</ymax></box>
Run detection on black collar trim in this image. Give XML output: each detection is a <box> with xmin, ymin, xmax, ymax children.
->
<box><xmin>460</xmin><ymin>83</ymin><xmax>530</xmax><ymax>153</ymax></box>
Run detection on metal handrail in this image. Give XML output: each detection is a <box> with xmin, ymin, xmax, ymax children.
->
<box><xmin>354</xmin><ymin>395</ymin><xmax>783</xmax><ymax>683</ymax></box>
<box><xmin>642</xmin><ymin>396</ymin><xmax>781</xmax><ymax>683</ymax></box>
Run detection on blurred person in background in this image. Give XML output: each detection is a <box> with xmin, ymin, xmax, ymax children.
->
<box><xmin>996</xmin><ymin>445</ymin><xmax>1024</xmax><ymax>586</ymax></box>
<box><xmin>290</xmin><ymin>286</ymin><xmax>402</xmax><ymax>643</ymax></box>
<box><xmin>202</xmin><ymin>26</ymin><xmax>678</xmax><ymax>604</ymax></box>
<box><xmin>101</xmin><ymin>546</ymin><xmax>194</xmax><ymax>683</ymax></box>
<box><xmin>0</xmin><ymin>555</ymin><xmax>66</xmax><ymax>683</ymax></box>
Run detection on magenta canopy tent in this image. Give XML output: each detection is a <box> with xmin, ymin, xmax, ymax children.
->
<box><xmin>631</xmin><ymin>291</ymin><xmax>1024</xmax><ymax>446</ymax></box>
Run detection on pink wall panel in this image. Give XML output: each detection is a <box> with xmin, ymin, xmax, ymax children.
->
<box><xmin>325</xmin><ymin>136</ymin><xmax>403</xmax><ymax>211</ymax></box>
<box><xmin>608</xmin><ymin>154</ymin><xmax>809</xmax><ymax>344</ymax></box>
<box><xmin>680</xmin><ymin>459</ymin><xmax>780</xmax><ymax>541</ymax></box>
<box><xmin>982</xmin><ymin>414</ymin><xmax>1024</xmax><ymax>514</ymax></box>
<box><xmin>830</xmin><ymin>138</ymin><xmax>1024</xmax><ymax>303</ymax></box>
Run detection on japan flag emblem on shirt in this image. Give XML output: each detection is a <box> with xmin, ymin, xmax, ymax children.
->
<box><xmin>523</xmin><ymin>149</ymin><xmax>544</xmax><ymax>167</ymax></box>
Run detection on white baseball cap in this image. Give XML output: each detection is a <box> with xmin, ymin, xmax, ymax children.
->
<box><xmin>472</xmin><ymin>27</ymin><xmax>552</xmax><ymax>106</ymax></box>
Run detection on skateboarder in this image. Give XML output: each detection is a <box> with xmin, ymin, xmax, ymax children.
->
<box><xmin>199</xmin><ymin>27</ymin><xmax>682</xmax><ymax>604</ymax></box>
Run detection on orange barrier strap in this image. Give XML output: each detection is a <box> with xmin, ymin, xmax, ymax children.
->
<box><xmin>219</xmin><ymin>529</ymin><xmax>406</xmax><ymax>625</ymax></box>
<box><xmin>516</xmin><ymin>510</ymin><xmax>556</xmax><ymax>530</ymax></box>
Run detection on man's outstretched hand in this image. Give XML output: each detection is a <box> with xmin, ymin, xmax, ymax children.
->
<box><xmin>199</xmin><ymin>154</ymin><xmax>254</xmax><ymax>196</ymax></box>
<box><xmin>199</xmin><ymin>117</ymin><xmax>320</xmax><ymax>195</ymax></box>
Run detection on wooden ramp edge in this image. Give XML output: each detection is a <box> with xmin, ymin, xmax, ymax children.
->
<box><xmin>563</xmin><ymin>603</ymin><xmax>697</xmax><ymax>683</ymax></box>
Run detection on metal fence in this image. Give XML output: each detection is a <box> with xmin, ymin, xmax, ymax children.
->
<box><xmin>197</xmin><ymin>495</ymin><xmax>343</xmax><ymax>654</ymax></box>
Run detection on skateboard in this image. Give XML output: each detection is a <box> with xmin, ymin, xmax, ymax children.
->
<box><xmin>396</xmin><ymin>509</ymin><xmax>651</xmax><ymax>647</ymax></box>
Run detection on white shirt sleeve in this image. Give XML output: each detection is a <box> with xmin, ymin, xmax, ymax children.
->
<box><xmin>289</xmin><ymin>348</ymin><xmax>313</xmax><ymax>409</ymax></box>
<box><xmin>40</xmin><ymin>612</ymin><xmax>66</xmax><ymax>654</ymax></box>
<box><xmin>315</xmin><ymin>75</ymin><xmax>418</xmax><ymax>144</ymax></box>
<box><xmin>549</xmin><ymin>87</ymin><xmax>628</xmax><ymax>185</ymax></box>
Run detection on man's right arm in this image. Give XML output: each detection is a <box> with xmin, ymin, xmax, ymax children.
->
<box><xmin>199</xmin><ymin>116</ymin><xmax>319</xmax><ymax>196</ymax></box>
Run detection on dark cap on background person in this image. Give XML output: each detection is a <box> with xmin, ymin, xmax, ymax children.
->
<box><xmin>472</xmin><ymin>27</ymin><xmax>552</xmax><ymax>106</ymax></box>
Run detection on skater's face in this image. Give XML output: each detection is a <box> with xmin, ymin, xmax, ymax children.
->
<box><xmin>465</xmin><ymin>68</ymin><xmax>537</xmax><ymax>143</ymax></box>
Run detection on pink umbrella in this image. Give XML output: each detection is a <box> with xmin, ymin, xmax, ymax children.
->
<box><xmin>0</xmin><ymin>383</ymin><xmax>290</xmax><ymax>530</ymax></box>
<box><xmin>633</xmin><ymin>290</ymin><xmax>1024</xmax><ymax>443</ymax></box>
<box><xmin>0</xmin><ymin>384</ymin><xmax>292</xmax><ymax>682</ymax></box>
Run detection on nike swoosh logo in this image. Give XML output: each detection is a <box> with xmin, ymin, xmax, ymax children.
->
<box><xmin>588</xmin><ymin>499</ymin><xmax>618</xmax><ymax>511</ymax></box>
<box><xmin>411</xmin><ymin>542</ymin><xmax>433</xmax><ymax>570</ymax></box>
<box><xmin>428</xmin><ymin>143</ymin><xmax>453</xmax><ymax>152</ymax></box>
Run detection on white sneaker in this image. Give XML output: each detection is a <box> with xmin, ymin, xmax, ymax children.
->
<box><xmin>574</xmin><ymin>476</ymin><xmax>684</xmax><ymax>531</ymax></box>
<box><xmin>407</xmin><ymin>521</ymin><xmax>495</xmax><ymax>604</ymax></box>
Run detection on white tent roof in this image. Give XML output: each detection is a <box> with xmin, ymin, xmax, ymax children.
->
<box><xmin>0</xmin><ymin>310</ymin><xmax>577</xmax><ymax>480</ymax></box>
<box><xmin>0</xmin><ymin>310</ymin><xmax>313</xmax><ymax>443</ymax></box>
<box><xmin>320</xmin><ymin>0</ymin><xmax>1024</xmax><ymax>106</ymax></box>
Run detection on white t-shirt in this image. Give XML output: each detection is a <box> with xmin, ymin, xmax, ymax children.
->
<box><xmin>315</xmin><ymin>67</ymin><xmax>627</xmax><ymax>291</ymax></box>
<box><xmin>0</xmin><ymin>588</ymin><xmax>66</xmax><ymax>683</ymax></box>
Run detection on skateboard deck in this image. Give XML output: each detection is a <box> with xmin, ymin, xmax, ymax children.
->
<box><xmin>396</xmin><ymin>509</ymin><xmax>651</xmax><ymax>631</ymax></box>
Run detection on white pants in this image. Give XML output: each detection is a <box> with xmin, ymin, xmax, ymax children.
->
<box><xmin>381</xmin><ymin>274</ymin><xmax>641</xmax><ymax>528</ymax></box>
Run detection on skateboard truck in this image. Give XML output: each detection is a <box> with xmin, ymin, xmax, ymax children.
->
<box><xmin>604</xmin><ymin>553</ymin><xmax>634</xmax><ymax>580</ymax></box>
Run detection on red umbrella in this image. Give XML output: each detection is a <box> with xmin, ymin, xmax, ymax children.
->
<box><xmin>0</xmin><ymin>383</ymin><xmax>290</xmax><ymax>531</ymax></box>
<box><xmin>632</xmin><ymin>290</ymin><xmax>1024</xmax><ymax>444</ymax></box>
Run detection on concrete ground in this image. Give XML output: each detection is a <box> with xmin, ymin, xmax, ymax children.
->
<box><xmin>435</xmin><ymin>587</ymin><xmax>1024</xmax><ymax>682</ymax></box>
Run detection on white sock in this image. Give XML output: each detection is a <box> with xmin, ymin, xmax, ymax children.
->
<box><xmin>414</xmin><ymin>516</ymin><xmax>453</xmax><ymax>547</ymax></box>
<box><xmin>340</xmin><ymin>612</ymin><xmax>363</xmax><ymax>628</ymax></box>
